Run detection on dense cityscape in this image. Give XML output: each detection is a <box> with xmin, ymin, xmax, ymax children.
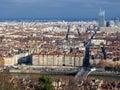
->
<box><xmin>0</xmin><ymin>8</ymin><xmax>120</xmax><ymax>90</ymax></box>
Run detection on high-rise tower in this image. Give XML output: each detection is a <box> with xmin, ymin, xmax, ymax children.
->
<box><xmin>98</xmin><ymin>9</ymin><xmax>105</xmax><ymax>28</ymax></box>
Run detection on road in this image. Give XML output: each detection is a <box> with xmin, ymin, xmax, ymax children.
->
<box><xmin>75</xmin><ymin>29</ymin><xmax>97</xmax><ymax>79</ymax></box>
<box><xmin>75</xmin><ymin>67</ymin><xmax>91</xmax><ymax>79</ymax></box>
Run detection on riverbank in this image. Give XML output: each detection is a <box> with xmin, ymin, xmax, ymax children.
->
<box><xmin>89</xmin><ymin>71</ymin><xmax>120</xmax><ymax>80</ymax></box>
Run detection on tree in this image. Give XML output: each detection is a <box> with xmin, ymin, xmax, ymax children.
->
<box><xmin>0</xmin><ymin>73</ymin><xmax>23</xmax><ymax>90</ymax></box>
<box><xmin>0</xmin><ymin>54</ymin><xmax>4</xmax><ymax>66</ymax></box>
<box><xmin>39</xmin><ymin>76</ymin><xmax>53</xmax><ymax>90</ymax></box>
<box><xmin>97</xmin><ymin>60</ymin><xmax>107</xmax><ymax>68</ymax></box>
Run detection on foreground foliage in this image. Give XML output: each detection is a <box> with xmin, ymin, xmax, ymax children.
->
<box><xmin>39</xmin><ymin>75</ymin><xmax>53</xmax><ymax>90</ymax></box>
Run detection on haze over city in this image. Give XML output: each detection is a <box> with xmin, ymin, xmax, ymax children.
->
<box><xmin>0</xmin><ymin>0</ymin><xmax>120</xmax><ymax>20</ymax></box>
<box><xmin>0</xmin><ymin>0</ymin><xmax>120</xmax><ymax>90</ymax></box>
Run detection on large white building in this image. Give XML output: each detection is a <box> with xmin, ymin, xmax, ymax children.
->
<box><xmin>32</xmin><ymin>53</ymin><xmax>84</xmax><ymax>67</ymax></box>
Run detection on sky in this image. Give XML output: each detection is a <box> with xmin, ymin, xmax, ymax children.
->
<box><xmin>0</xmin><ymin>0</ymin><xmax>120</xmax><ymax>20</ymax></box>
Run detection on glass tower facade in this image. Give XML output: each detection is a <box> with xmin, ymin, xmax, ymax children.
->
<box><xmin>98</xmin><ymin>9</ymin><xmax>105</xmax><ymax>27</ymax></box>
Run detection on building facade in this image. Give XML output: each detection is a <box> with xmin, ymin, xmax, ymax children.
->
<box><xmin>32</xmin><ymin>53</ymin><xmax>84</xmax><ymax>67</ymax></box>
<box><xmin>98</xmin><ymin>9</ymin><xmax>105</xmax><ymax>27</ymax></box>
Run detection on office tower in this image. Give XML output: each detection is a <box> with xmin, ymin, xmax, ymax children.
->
<box><xmin>106</xmin><ymin>21</ymin><xmax>110</xmax><ymax>27</ymax></box>
<box><xmin>98</xmin><ymin>9</ymin><xmax>105</xmax><ymax>27</ymax></box>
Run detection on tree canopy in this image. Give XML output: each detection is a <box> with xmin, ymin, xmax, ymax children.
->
<box><xmin>39</xmin><ymin>75</ymin><xmax>53</xmax><ymax>90</ymax></box>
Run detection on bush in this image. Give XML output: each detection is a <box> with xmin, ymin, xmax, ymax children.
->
<box><xmin>39</xmin><ymin>75</ymin><xmax>53</xmax><ymax>90</ymax></box>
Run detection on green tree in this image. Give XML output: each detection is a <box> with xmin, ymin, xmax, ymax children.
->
<box><xmin>39</xmin><ymin>76</ymin><xmax>53</xmax><ymax>90</ymax></box>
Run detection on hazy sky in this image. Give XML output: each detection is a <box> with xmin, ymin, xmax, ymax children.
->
<box><xmin>0</xmin><ymin>0</ymin><xmax>120</xmax><ymax>20</ymax></box>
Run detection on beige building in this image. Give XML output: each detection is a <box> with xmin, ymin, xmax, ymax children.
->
<box><xmin>4</xmin><ymin>53</ymin><xmax>30</xmax><ymax>65</ymax></box>
<box><xmin>91</xmin><ymin>39</ymin><xmax>106</xmax><ymax>45</ymax></box>
<box><xmin>4</xmin><ymin>57</ymin><xmax>15</xmax><ymax>65</ymax></box>
<box><xmin>100</xmin><ymin>27</ymin><xmax>120</xmax><ymax>33</ymax></box>
<box><xmin>32</xmin><ymin>53</ymin><xmax>84</xmax><ymax>67</ymax></box>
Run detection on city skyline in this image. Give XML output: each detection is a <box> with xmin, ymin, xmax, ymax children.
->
<box><xmin>0</xmin><ymin>0</ymin><xmax>120</xmax><ymax>20</ymax></box>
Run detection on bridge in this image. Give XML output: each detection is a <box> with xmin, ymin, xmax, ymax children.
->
<box><xmin>75</xmin><ymin>67</ymin><xmax>96</xmax><ymax>80</ymax></box>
